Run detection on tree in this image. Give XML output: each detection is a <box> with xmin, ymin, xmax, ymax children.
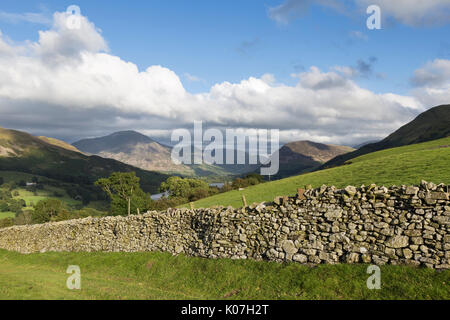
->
<box><xmin>32</xmin><ymin>199</ymin><xmax>68</xmax><ymax>224</ymax></box>
<box><xmin>96</xmin><ymin>172</ymin><xmax>151</xmax><ymax>216</ymax></box>
<box><xmin>0</xmin><ymin>189</ymin><xmax>11</xmax><ymax>200</ymax></box>
<box><xmin>159</xmin><ymin>176</ymin><xmax>209</xmax><ymax>200</ymax></box>
<box><xmin>0</xmin><ymin>177</ymin><xmax>3</xmax><ymax>186</ymax></box>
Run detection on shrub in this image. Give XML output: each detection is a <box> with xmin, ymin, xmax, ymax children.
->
<box><xmin>0</xmin><ymin>218</ymin><xmax>14</xmax><ymax>229</ymax></box>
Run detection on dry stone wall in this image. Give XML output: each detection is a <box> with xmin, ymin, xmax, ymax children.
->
<box><xmin>0</xmin><ymin>181</ymin><xmax>449</xmax><ymax>269</ymax></box>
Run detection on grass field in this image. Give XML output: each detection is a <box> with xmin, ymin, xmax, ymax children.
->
<box><xmin>0</xmin><ymin>250</ymin><xmax>448</xmax><ymax>300</ymax></box>
<box><xmin>0</xmin><ymin>212</ymin><xmax>14</xmax><ymax>219</ymax></box>
<box><xmin>11</xmin><ymin>187</ymin><xmax>81</xmax><ymax>208</ymax></box>
<box><xmin>187</xmin><ymin>137</ymin><xmax>450</xmax><ymax>208</ymax></box>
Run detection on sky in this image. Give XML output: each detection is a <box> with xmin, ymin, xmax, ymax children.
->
<box><xmin>0</xmin><ymin>0</ymin><xmax>449</xmax><ymax>146</ymax></box>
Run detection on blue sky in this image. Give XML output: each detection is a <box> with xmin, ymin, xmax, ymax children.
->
<box><xmin>1</xmin><ymin>0</ymin><xmax>448</xmax><ymax>94</ymax></box>
<box><xmin>0</xmin><ymin>1</ymin><xmax>449</xmax><ymax>144</ymax></box>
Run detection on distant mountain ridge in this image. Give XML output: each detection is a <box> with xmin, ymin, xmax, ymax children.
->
<box><xmin>321</xmin><ymin>104</ymin><xmax>450</xmax><ymax>169</ymax></box>
<box><xmin>73</xmin><ymin>131</ymin><xmax>260</xmax><ymax>177</ymax></box>
<box><xmin>263</xmin><ymin>140</ymin><xmax>354</xmax><ymax>179</ymax></box>
<box><xmin>73</xmin><ymin>131</ymin><xmax>187</xmax><ymax>173</ymax></box>
<box><xmin>73</xmin><ymin>131</ymin><xmax>157</xmax><ymax>154</ymax></box>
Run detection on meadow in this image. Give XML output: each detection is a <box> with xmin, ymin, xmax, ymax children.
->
<box><xmin>0</xmin><ymin>250</ymin><xmax>448</xmax><ymax>300</ymax></box>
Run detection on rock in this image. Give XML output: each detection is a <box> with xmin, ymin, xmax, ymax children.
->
<box><xmin>386</xmin><ymin>235</ymin><xmax>409</xmax><ymax>248</ymax></box>
<box><xmin>175</xmin><ymin>245</ymin><xmax>184</xmax><ymax>254</ymax></box>
<box><xmin>346</xmin><ymin>252</ymin><xmax>360</xmax><ymax>263</ymax></box>
<box><xmin>345</xmin><ymin>186</ymin><xmax>357</xmax><ymax>197</ymax></box>
<box><xmin>325</xmin><ymin>209</ymin><xmax>343</xmax><ymax>220</ymax></box>
<box><xmin>405</xmin><ymin>186</ymin><xmax>419</xmax><ymax>195</ymax></box>
<box><xmin>239</xmin><ymin>234</ymin><xmax>247</xmax><ymax>242</ymax></box>
<box><xmin>433</xmin><ymin>216</ymin><xmax>449</xmax><ymax>225</ymax></box>
<box><xmin>293</xmin><ymin>254</ymin><xmax>308</xmax><ymax>263</ymax></box>
<box><xmin>403</xmin><ymin>248</ymin><xmax>413</xmax><ymax>259</ymax></box>
<box><xmin>429</xmin><ymin>192</ymin><xmax>448</xmax><ymax>200</ymax></box>
<box><xmin>281</xmin><ymin>240</ymin><xmax>298</xmax><ymax>255</ymax></box>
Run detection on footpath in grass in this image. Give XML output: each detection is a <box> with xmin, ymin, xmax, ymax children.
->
<box><xmin>0</xmin><ymin>250</ymin><xmax>448</xmax><ymax>300</ymax></box>
<box><xmin>187</xmin><ymin>137</ymin><xmax>450</xmax><ymax>208</ymax></box>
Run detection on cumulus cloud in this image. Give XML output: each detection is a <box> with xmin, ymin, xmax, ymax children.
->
<box><xmin>0</xmin><ymin>11</ymin><xmax>442</xmax><ymax>146</ymax></box>
<box><xmin>332</xmin><ymin>57</ymin><xmax>378</xmax><ymax>79</ymax></box>
<box><xmin>411</xmin><ymin>59</ymin><xmax>450</xmax><ymax>107</ymax></box>
<box><xmin>269</xmin><ymin>0</ymin><xmax>450</xmax><ymax>26</ymax></box>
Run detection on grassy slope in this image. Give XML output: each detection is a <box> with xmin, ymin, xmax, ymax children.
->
<box><xmin>0</xmin><ymin>250</ymin><xmax>448</xmax><ymax>300</ymax></box>
<box><xmin>188</xmin><ymin>137</ymin><xmax>450</xmax><ymax>208</ymax></box>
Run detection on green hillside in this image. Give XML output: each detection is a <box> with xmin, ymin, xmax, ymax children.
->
<box><xmin>187</xmin><ymin>136</ymin><xmax>450</xmax><ymax>208</ymax></box>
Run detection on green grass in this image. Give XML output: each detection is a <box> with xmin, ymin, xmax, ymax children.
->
<box><xmin>0</xmin><ymin>250</ymin><xmax>448</xmax><ymax>300</ymax></box>
<box><xmin>0</xmin><ymin>212</ymin><xmax>15</xmax><ymax>219</ymax></box>
<box><xmin>187</xmin><ymin>137</ymin><xmax>450</xmax><ymax>208</ymax></box>
<box><xmin>12</xmin><ymin>187</ymin><xmax>81</xmax><ymax>208</ymax></box>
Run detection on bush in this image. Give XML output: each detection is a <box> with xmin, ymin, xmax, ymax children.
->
<box><xmin>14</xmin><ymin>211</ymin><xmax>33</xmax><ymax>225</ymax></box>
<box><xmin>0</xmin><ymin>200</ymin><xmax>9</xmax><ymax>212</ymax></box>
<box><xmin>149</xmin><ymin>197</ymin><xmax>187</xmax><ymax>211</ymax></box>
<box><xmin>0</xmin><ymin>218</ymin><xmax>14</xmax><ymax>229</ymax></box>
<box><xmin>0</xmin><ymin>189</ymin><xmax>12</xmax><ymax>199</ymax></box>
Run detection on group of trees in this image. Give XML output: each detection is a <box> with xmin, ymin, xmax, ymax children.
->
<box><xmin>0</xmin><ymin>189</ymin><xmax>26</xmax><ymax>214</ymax></box>
<box><xmin>159</xmin><ymin>176</ymin><xmax>219</xmax><ymax>202</ymax></box>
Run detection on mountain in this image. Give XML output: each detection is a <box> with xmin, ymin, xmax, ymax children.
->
<box><xmin>321</xmin><ymin>104</ymin><xmax>450</xmax><ymax>169</ymax></box>
<box><xmin>37</xmin><ymin>136</ymin><xmax>84</xmax><ymax>154</ymax></box>
<box><xmin>0</xmin><ymin>127</ymin><xmax>169</xmax><ymax>194</ymax></box>
<box><xmin>73</xmin><ymin>131</ymin><xmax>188</xmax><ymax>173</ymax></box>
<box><xmin>263</xmin><ymin>141</ymin><xmax>354</xmax><ymax>179</ymax></box>
<box><xmin>73</xmin><ymin>131</ymin><xmax>259</xmax><ymax>178</ymax></box>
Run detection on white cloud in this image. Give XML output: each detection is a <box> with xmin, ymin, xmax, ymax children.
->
<box><xmin>0</xmin><ymin>11</ymin><xmax>51</xmax><ymax>25</ymax></box>
<box><xmin>411</xmin><ymin>59</ymin><xmax>450</xmax><ymax>107</ymax></box>
<box><xmin>355</xmin><ymin>0</ymin><xmax>450</xmax><ymax>26</ymax></box>
<box><xmin>0</xmin><ymin>11</ymin><xmax>443</xmax><ymax>146</ymax></box>
<box><xmin>349</xmin><ymin>30</ymin><xmax>368</xmax><ymax>41</ymax></box>
<box><xmin>269</xmin><ymin>0</ymin><xmax>450</xmax><ymax>26</ymax></box>
<box><xmin>184</xmin><ymin>73</ymin><xmax>204</xmax><ymax>83</ymax></box>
